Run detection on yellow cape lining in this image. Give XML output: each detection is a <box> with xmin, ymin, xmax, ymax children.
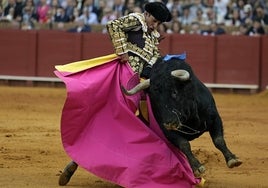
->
<box><xmin>55</xmin><ymin>54</ymin><xmax>118</xmax><ymax>73</ymax></box>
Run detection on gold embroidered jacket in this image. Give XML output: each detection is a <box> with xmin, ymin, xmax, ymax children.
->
<box><xmin>106</xmin><ymin>13</ymin><xmax>161</xmax><ymax>74</ymax></box>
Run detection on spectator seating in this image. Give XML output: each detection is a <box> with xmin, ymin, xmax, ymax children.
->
<box><xmin>1</xmin><ymin>19</ymin><xmax>267</xmax><ymax>34</ymax></box>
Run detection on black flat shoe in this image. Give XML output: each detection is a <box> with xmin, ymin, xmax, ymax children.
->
<box><xmin>58</xmin><ymin>161</ymin><xmax>78</xmax><ymax>186</ymax></box>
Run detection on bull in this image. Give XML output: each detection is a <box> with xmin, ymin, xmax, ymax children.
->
<box><xmin>122</xmin><ymin>55</ymin><xmax>242</xmax><ymax>176</ymax></box>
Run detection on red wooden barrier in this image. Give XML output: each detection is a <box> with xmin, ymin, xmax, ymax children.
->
<box><xmin>81</xmin><ymin>33</ymin><xmax>114</xmax><ymax>59</ymax></box>
<box><xmin>169</xmin><ymin>34</ymin><xmax>216</xmax><ymax>83</ymax></box>
<box><xmin>37</xmin><ymin>30</ymin><xmax>82</xmax><ymax>77</ymax></box>
<box><xmin>81</xmin><ymin>33</ymin><xmax>171</xmax><ymax>61</ymax></box>
<box><xmin>261</xmin><ymin>36</ymin><xmax>268</xmax><ymax>90</ymax></box>
<box><xmin>0</xmin><ymin>30</ymin><xmax>37</xmax><ymax>76</ymax></box>
<box><xmin>215</xmin><ymin>35</ymin><xmax>260</xmax><ymax>85</ymax></box>
<box><xmin>0</xmin><ymin>30</ymin><xmax>266</xmax><ymax>91</ymax></box>
<box><xmin>158</xmin><ymin>34</ymin><xmax>171</xmax><ymax>55</ymax></box>
<box><xmin>82</xmin><ymin>33</ymin><xmax>170</xmax><ymax>59</ymax></box>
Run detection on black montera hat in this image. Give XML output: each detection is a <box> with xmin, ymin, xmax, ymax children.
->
<box><xmin>144</xmin><ymin>2</ymin><xmax>172</xmax><ymax>22</ymax></box>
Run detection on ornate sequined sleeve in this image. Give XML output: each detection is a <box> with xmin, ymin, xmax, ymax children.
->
<box><xmin>150</xmin><ymin>38</ymin><xmax>161</xmax><ymax>66</ymax></box>
<box><xmin>106</xmin><ymin>15</ymin><xmax>141</xmax><ymax>55</ymax></box>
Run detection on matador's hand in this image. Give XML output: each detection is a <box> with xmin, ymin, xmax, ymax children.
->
<box><xmin>119</xmin><ymin>53</ymin><xmax>129</xmax><ymax>63</ymax></box>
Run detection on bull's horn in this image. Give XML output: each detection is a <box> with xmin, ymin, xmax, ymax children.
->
<box><xmin>121</xmin><ymin>79</ymin><xmax>150</xmax><ymax>96</ymax></box>
<box><xmin>171</xmin><ymin>70</ymin><xmax>190</xmax><ymax>81</ymax></box>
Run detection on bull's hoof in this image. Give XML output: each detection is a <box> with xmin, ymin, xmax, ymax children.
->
<box><xmin>194</xmin><ymin>165</ymin><xmax>206</xmax><ymax>177</ymax></box>
<box><xmin>227</xmin><ymin>158</ymin><xmax>243</xmax><ymax>168</ymax></box>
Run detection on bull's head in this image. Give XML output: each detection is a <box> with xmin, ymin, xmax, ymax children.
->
<box><xmin>121</xmin><ymin>68</ymin><xmax>192</xmax><ymax>132</ymax></box>
<box><xmin>121</xmin><ymin>70</ymin><xmax>190</xmax><ymax>95</ymax></box>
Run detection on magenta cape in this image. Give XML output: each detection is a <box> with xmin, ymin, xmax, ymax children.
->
<box><xmin>54</xmin><ymin>55</ymin><xmax>201</xmax><ymax>188</ymax></box>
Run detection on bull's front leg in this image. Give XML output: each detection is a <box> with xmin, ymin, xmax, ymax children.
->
<box><xmin>167</xmin><ymin>132</ymin><xmax>205</xmax><ymax>177</ymax></box>
<box><xmin>209</xmin><ymin>116</ymin><xmax>242</xmax><ymax>168</ymax></box>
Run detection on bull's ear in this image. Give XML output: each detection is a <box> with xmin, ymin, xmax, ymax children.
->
<box><xmin>154</xmin><ymin>57</ymin><xmax>163</xmax><ymax>65</ymax></box>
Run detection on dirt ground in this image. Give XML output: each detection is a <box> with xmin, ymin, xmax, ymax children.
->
<box><xmin>0</xmin><ymin>85</ymin><xmax>268</xmax><ymax>188</ymax></box>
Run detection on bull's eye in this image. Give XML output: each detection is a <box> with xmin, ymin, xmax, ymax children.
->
<box><xmin>171</xmin><ymin>89</ymin><xmax>178</xmax><ymax>98</ymax></box>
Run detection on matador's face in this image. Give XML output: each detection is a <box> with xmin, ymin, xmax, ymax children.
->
<box><xmin>144</xmin><ymin>12</ymin><xmax>162</xmax><ymax>33</ymax></box>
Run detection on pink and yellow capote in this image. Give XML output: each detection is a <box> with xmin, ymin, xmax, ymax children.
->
<box><xmin>54</xmin><ymin>54</ymin><xmax>204</xmax><ymax>188</ymax></box>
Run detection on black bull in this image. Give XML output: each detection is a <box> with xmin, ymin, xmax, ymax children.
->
<box><xmin>122</xmin><ymin>57</ymin><xmax>242</xmax><ymax>176</ymax></box>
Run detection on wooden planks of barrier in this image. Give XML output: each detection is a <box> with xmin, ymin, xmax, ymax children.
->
<box><xmin>0</xmin><ymin>75</ymin><xmax>259</xmax><ymax>93</ymax></box>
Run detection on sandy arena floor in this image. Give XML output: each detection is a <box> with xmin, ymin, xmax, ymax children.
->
<box><xmin>0</xmin><ymin>86</ymin><xmax>268</xmax><ymax>188</ymax></box>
